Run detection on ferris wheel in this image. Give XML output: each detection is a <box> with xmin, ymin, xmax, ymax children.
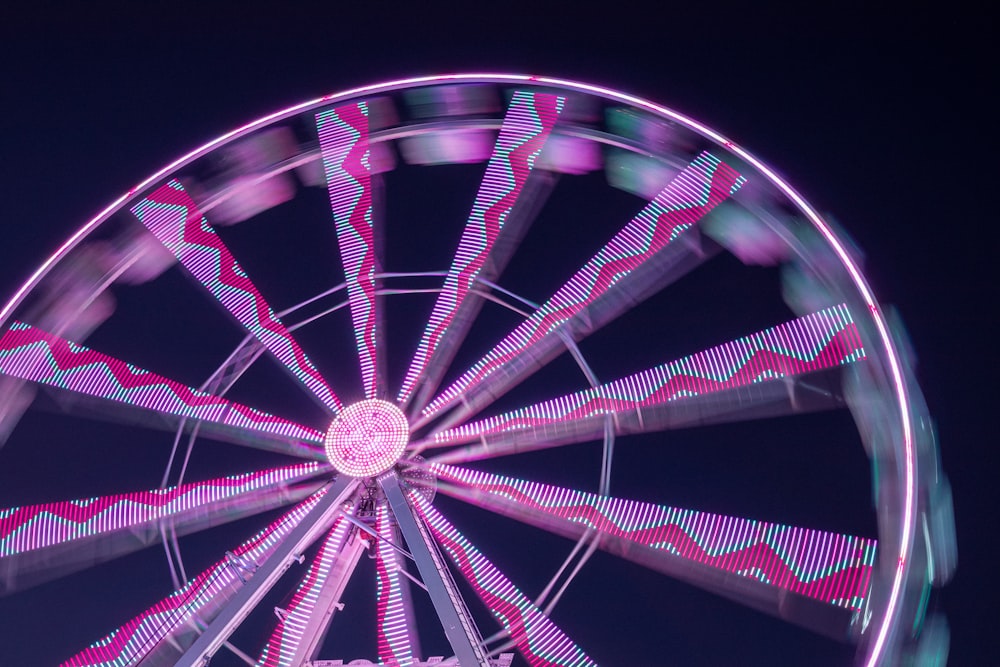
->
<box><xmin>0</xmin><ymin>74</ymin><xmax>955</xmax><ymax>665</ymax></box>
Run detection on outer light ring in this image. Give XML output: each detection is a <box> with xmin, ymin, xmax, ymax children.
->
<box><xmin>0</xmin><ymin>74</ymin><xmax>917</xmax><ymax>665</ymax></box>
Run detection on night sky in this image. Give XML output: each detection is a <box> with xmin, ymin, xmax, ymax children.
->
<box><xmin>0</xmin><ymin>4</ymin><xmax>991</xmax><ymax>665</ymax></box>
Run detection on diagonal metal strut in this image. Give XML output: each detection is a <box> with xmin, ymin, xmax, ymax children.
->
<box><xmin>175</xmin><ymin>476</ymin><xmax>356</xmax><ymax>667</ymax></box>
<box><xmin>380</xmin><ymin>473</ymin><xmax>490</xmax><ymax>667</ymax></box>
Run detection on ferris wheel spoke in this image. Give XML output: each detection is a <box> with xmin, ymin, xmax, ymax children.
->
<box><xmin>0</xmin><ymin>462</ymin><xmax>327</xmax><ymax>596</ymax></box>
<box><xmin>421</xmin><ymin>151</ymin><xmax>746</xmax><ymax>426</ymax></box>
<box><xmin>0</xmin><ymin>321</ymin><xmax>326</xmax><ymax>459</ymax></box>
<box><xmin>432</xmin><ymin>463</ymin><xmax>877</xmax><ymax>640</ymax></box>
<box><xmin>317</xmin><ymin>102</ymin><xmax>383</xmax><ymax>400</ymax></box>
<box><xmin>61</xmin><ymin>485</ymin><xmax>348</xmax><ymax>667</ymax></box>
<box><xmin>130</xmin><ymin>180</ymin><xmax>343</xmax><ymax>414</ymax></box>
<box><xmin>380</xmin><ymin>473</ymin><xmax>491</xmax><ymax>667</ymax></box>
<box><xmin>407</xmin><ymin>488</ymin><xmax>598</xmax><ymax>667</ymax></box>
<box><xmin>174</xmin><ymin>476</ymin><xmax>355</xmax><ymax>667</ymax></box>
<box><xmin>423</xmin><ymin>304</ymin><xmax>866</xmax><ymax>464</ymax></box>
<box><xmin>373</xmin><ymin>502</ymin><xmax>418</xmax><ymax>665</ymax></box>
<box><xmin>397</xmin><ymin>90</ymin><xmax>567</xmax><ymax>413</ymax></box>
<box><xmin>256</xmin><ymin>515</ymin><xmax>367</xmax><ymax>667</ymax></box>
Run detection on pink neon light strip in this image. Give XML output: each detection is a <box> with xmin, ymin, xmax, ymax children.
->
<box><xmin>410</xmin><ymin>492</ymin><xmax>596</xmax><ymax>667</ymax></box>
<box><xmin>130</xmin><ymin>180</ymin><xmax>342</xmax><ymax>413</ymax></box>
<box><xmin>423</xmin><ymin>151</ymin><xmax>746</xmax><ymax>419</ymax></box>
<box><xmin>62</xmin><ymin>491</ymin><xmax>326</xmax><ymax>667</ymax></box>
<box><xmin>0</xmin><ymin>462</ymin><xmax>324</xmax><ymax>556</ymax></box>
<box><xmin>0</xmin><ymin>321</ymin><xmax>323</xmax><ymax>454</ymax></box>
<box><xmin>434</xmin><ymin>304</ymin><xmax>865</xmax><ymax>445</ymax></box>
<box><xmin>317</xmin><ymin>102</ymin><xmax>379</xmax><ymax>400</ymax></box>
<box><xmin>397</xmin><ymin>90</ymin><xmax>566</xmax><ymax>406</ymax></box>
<box><xmin>255</xmin><ymin>517</ymin><xmax>350</xmax><ymax>667</ymax></box>
<box><xmin>434</xmin><ymin>464</ymin><xmax>877</xmax><ymax>611</ymax></box>
<box><xmin>374</xmin><ymin>503</ymin><xmax>415</xmax><ymax>665</ymax></box>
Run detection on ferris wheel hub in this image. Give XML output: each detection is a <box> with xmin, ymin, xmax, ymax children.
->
<box><xmin>323</xmin><ymin>399</ymin><xmax>410</xmax><ymax>477</ymax></box>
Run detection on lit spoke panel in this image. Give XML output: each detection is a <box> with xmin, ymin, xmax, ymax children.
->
<box><xmin>410</xmin><ymin>491</ymin><xmax>597</xmax><ymax>667</ymax></box>
<box><xmin>131</xmin><ymin>180</ymin><xmax>342</xmax><ymax>413</ymax></box>
<box><xmin>62</xmin><ymin>491</ymin><xmax>328</xmax><ymax>667</ymax></box>
<box><xmin>433</xmin><ymin>464</ymin><xmax>877</xmax><ymax>612</ymax></box>
<box><xmin>397</xmin><ymin>90</ymin><xmax>566</xmax><ymax>409</ymax></box>
<box><xmin>317</xmin><ymin>102</ymin><xmax>381</xmax><ymax>400</ymax></box>
<box><xmin>0</xmin><ymin>463</ymin><xmax>324</xmax><ymax>559</ymax></box>
<box><xmin>0</xmin><ymin>321</ymin><xmax>324</xmax><ymax>458</ymax></box>
<box><xmin>255</xmin><ymin>517</ymin><xmax>353</xmax><ymax>667</ymax></box>
<box><xmin>374</xmin><ymin>504</ymin><xmax>416</xmax><ymax>666</ymax></box>
<box><xmin>432</xmin><ymin>304</ymin><xmax>865</xmax><ymax>455</ymax></box>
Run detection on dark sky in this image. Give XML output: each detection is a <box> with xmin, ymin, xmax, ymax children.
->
<box><xmin>0</xmin><ymin>3</ymin><xmax>991</xmax><ymax>665</ymax></box>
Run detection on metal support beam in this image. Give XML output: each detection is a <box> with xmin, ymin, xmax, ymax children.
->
<box><xmin>175</xmin><ymin>476</ymin><xmax>356</xmax><ymax>667</ymax></box>
<box><xmin>380</xmin><ymin>473</ymin><xmax>489</xmax><ymax>667</ymax></box>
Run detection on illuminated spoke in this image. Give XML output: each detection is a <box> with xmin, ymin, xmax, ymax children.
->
<box><xmin>374</xmin><ymin>503</ymin><xmax>417</xmax><ymax>665</ymax></box>
<box><xmin>256</xmin><ymin>516</ymin><xmax>367</xmax><ymax>667</ymax></box>
<box><xmin>0</xmin><ymin>321</ymin><xmax>326</xmax><ymax>459</ymax></box>
<box><xmin>422</xmin><ymin>151</ymin><xmax>746</xmax><ymax>425</ymax></box>
<box><xmin>176</xmin><ymin>478</ymin><xmax>356</xmax><ymax>667</ymax></box>
<box><xmin>0</xmin><ymin>462</ymin><xmax>328</xmax><ymax>595</ymax></box>
<box><xmin>409</xmin><ymin>490</ymin><xmax>597</xmax><ymax>667</ymax></box>
<box><xmin>62</xmin><ymin>490</ymin><xmax>334</xmax><ymax>667</ymax></box>
<box><xmin>380</xmin><ymin>474</ymin><xmax>489</xmax><ymax>667</ymax></box>
<box><xmin>397</xmin><ymin>90</ymin><xmax>566</xmax><ymax>411</ymax></box>
<box><xmin>432</xmin><ymin>463</ymin><xmax>877</xmax><ymax>639</ymax></box>
<box><xmin>426</xmin><ymin>305</ymin><xmax>865</xmax><ymax>464</ymax></box>
<box><xmin>317</xmin><ymin>102</ymin><xmax>382</xmax><ymax>399</ymax></box>
<box><xmin>131</xmin><ymin>181</ymin><xmax>342</xmax><ymax>413</ymax></box>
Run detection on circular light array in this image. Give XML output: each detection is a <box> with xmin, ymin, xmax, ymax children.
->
<box><xmin>323</xmin><ymin>399</ymin><xmax>410</xmax><ymax>477</ymax></box>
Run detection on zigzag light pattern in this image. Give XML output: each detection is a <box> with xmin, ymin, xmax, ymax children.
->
<box><xmin>434</xmin><ymin>304</ymin><xmax>865</xmax><ymax>445</ymax></box>
<box><xmin>423</xmin><ymin>151</ymin><xmax>746</xmax><ymax>419</ymax></box>
<box><xmin>62</xmin><ymin>491</ymin><xmax>326</xmax><ymax>667</ymax></box>
<box><xmin>410</xmin><ymin>492</ymin><xmax>596</xmax><ymax>667</ymax></box>
<box><xmin>0</xmin><ymin>321</ymin><xmax>323</xmax><ymax>453</ymax></box>
<box><xmin>131</xmin><ymin>180</ymin><xmax>342</xmax><ymax>413</ymax></box>
<box><xmin>432</xmin><ymin>464</ymin><xmax>877</xmax><ymax>611</ymax></box>
<box><xmin>255</xmin><ymin>516</ymin><xmax>350</xmax><ymax>667</ymax></box>
<box><xmin>317</xmin><ymin>102</ymin><xmax>379</xmax><ymax>399</ymax></box>
<box><xmin>0</xmin><ymin>462</ymin><xmax>324</xmax><ymax>556</ymax></box>
<box><xmin>374</xmin><ymin>503</ymin><xmax>414</xmax><ymax>666</ymax></box>
<box><xmin>397</xmin><ymin>91</ymin><xmax>566</xmax><ymax>406</ymax></box>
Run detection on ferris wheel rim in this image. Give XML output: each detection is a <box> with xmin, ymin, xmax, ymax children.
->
<box><xmin>0</xmin><ymin>73</ymin><xmax>926</xmax><ymax>666</ymax></box>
